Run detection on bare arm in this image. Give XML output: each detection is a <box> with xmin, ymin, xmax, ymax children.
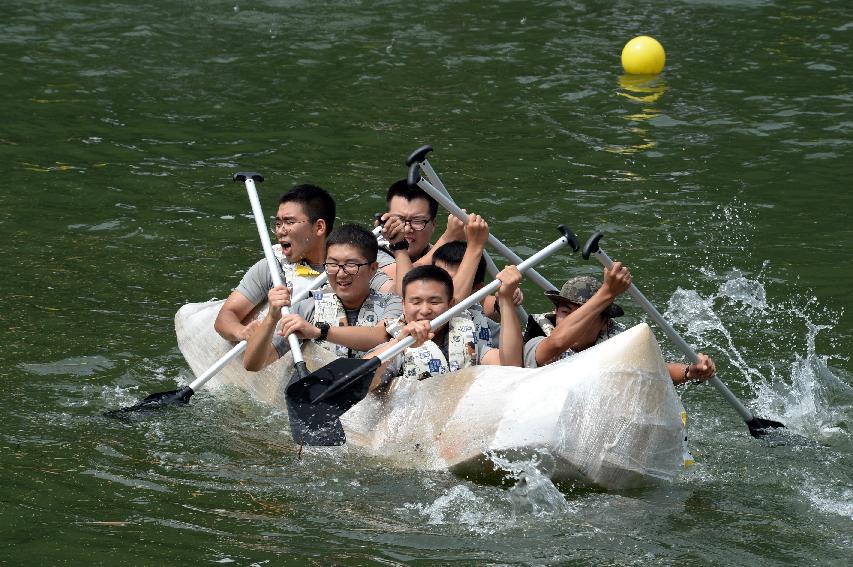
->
<box><xmin>326</xmin><ymin>322</ymin><xmax>394</xmax><ymax>352</ymax></box>
<box><xmin>534</xmin><ymin>262</ymin><xmax>632</xmax><ymax>366</ymax></box>
<box><xmin>450</xmin><ymin>214</ymin><xmax>489</xmax><ymax>304</ymax></box>
<box><xmin>214</xmin><ymin>291</ymin><xmax>261</xmax><ymax>342</ymax></box>
<box><xmin>243</xmin><ymin>285</ymin><xmax>292</xmax><ymax>371</ymax></box>
<box><xmin>667</xmin><ymin>354</ymin><xmax>716</xmax><ymax>385</ymax></box>
<box><xmin>482</xmin><ymin>266</ymin><xmax>523</xmax><ymax>367</ymax></box>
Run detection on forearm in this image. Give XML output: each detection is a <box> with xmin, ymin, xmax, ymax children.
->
<box><xmin>327</xmin><ymin>324</ymin><xmax>391</xmax><ymax>352</ymax></box>
<box><xmin>451</xmin><ymin>244</ymin><xmax>485</xmax><ymax>304</ymax></box>
<box><xmin>393</xmin><ymin>250</ymin><xmax>413</xmax><ymax>296</ymax></box>
<box><xmin>551</xmin><ymin>293</ymin><xmax>616</xmax><ymax>350</ymax></box>
<box><xmin>214</xmin><ymin>309</ymin><xmax>250</xmax><ymax>342</ymax></box>
<box><xmin>497</xmin><ymin>294</ymin><xmax>522</xmax><ymax>367</ymax></box>
<box><xmin>243</xmin><ymin>316</ymin><xmax>279</xmax><ymax>371</ymax></box>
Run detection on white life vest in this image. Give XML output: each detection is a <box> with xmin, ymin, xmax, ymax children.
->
<box><xmin>397</xmin><ymin>315</ymin><xmax>478</xmax><ymax>381</ymax></box>
<box><xmin>312</xmin><ymin>289</ymin><xmax>383</xmax><ymax>358</ymax></box>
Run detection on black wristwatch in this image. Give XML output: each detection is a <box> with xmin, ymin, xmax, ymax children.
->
<box><xmin>315</xmin><ymin>321</ymin><xmax>330</xmax><ymax>342</ymax></box>
<box><xmin>388</xmin><ymin>240</ymin><xmax>409</xmax><ymax>251</ymax></box>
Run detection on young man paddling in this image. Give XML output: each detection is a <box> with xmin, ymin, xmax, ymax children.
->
<box><xmin>215</xmin><ymin>185</ymin><xmax>391</xmax><ymax>342</ymax></box>
<box><xmin>523</xmin><ymin>262</ymin><xmax>716</xmax><ymax>385</ymax></box>
<box><xmin>243</xmin><ymin>224</ymin><xmax>402</xmax><ymax>371</ymax></box>
<box><xmin>367</xmin><ymin>264</ymin><xmax>523</xmax><ymax>389</ymax></box>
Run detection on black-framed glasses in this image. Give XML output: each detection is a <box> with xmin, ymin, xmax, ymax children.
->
<box><xmin>270</xmin><ymin>218</ymin><xmax>309</xmax><ymax>233</ymax></box>
<box><xmin>388</xmin><ymin>215</ymin><xmax>432</xmax><ymax>231</ymax></box>
<box><xmin>323</xmin><ymin>261</ymin><xmax>371</xmax><ymax>276</ymax></box>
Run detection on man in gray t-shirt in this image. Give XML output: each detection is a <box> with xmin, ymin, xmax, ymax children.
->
<box><xmin>215</xmin><ymin>184</ymin><xmax>336</xmax><ymax>343</ymax></box>
<box><xmin>215</xmin><ymin>184</ymin><xmax>393</xmax><ymax>343</ymax></box>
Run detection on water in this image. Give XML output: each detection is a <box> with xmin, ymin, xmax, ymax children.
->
<box><xmin>2</xmin><ymin>0</ymin><xmax>851</xmax><ymax>564</ymax></box>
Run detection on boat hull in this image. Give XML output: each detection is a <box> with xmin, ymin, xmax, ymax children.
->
<box><xmin>176</xmin><ymin>300</ymin><xmax>685</xmax><ymax>489</ymax></box>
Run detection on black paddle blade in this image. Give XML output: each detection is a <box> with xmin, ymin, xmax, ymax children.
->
<box><xmin>284</xmin><ymin>357</ymin><xmax>380</xmax><ymax>445</ymax></box>
<box><xmin>105</xmin><ymin>386</ymin><xmax>194</xmax><ymax>418</ymax></box>
<box><xmin>746</xmin><ymin>416</ymin><xmax>786</xmax><ymax>438</ymax></box>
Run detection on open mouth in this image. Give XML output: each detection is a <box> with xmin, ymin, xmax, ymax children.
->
<box><xmin>279</xmin><ymin>241</ymin><xmax>293</xmax><ymax>255</ymax></box>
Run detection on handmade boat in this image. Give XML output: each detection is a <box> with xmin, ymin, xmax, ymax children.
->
<box><xmin>176</xmin><ymin>300</ymin><xmax>687</xmax><ymax>489</ymax></box>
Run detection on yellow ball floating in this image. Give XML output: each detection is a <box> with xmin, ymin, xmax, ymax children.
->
<box><xmin>621</xmin><ymin>36</ymin><xmax>666</xmax><ymax>75</ymax></box>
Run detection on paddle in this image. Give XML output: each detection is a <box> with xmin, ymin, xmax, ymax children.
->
<box><xmin>108</xmin><ymin>173</ymin><xmax>323</xmax><ymax>416</ymax></box>
<box><xmin>406</xmin><ymin>145</ymin><xmax>529</xmax><ymax>322</ymax></box>
<box><xmin>407</xmin><ymin>161</ymin><xmax>559</xmax><ymax>294</ymax></box>
<box><xmin>406</xmin><ymin>146</ymin><xmax>503</xmax><ymax>281</ymax></box>
<box><xmin>284</xmin><ymin>226</ymin><xmax>580</xmax><ymax>443</ymax></box>
<box><xmin>582</xmin><ymin>232</ymin><xmax>786</xmax><ymax>439</ymax></box>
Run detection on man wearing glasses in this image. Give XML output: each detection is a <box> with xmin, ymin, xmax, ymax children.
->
<box><xmin>377</xmin><ymin>179</ymin><xmax>466</xmax><ymax>290</ymax></box>
<box><xmin>214</xmin><ymin>184</ymin><xmax>335</xmax><ymax>343</ymax></box>
<box><xmin>243</xmin><ymin>224</ymin><xmax>402</xmax><ymax>371</ymax></box>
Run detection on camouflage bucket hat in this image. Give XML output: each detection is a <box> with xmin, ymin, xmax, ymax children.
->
<box><xmin>544</xmin><ymin>275</ymin><xmax>624</xmax><ymax>318</ymax></box>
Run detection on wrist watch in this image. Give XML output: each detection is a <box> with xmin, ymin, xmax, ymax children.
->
<box><xmin>315</xmin><ymin>321</ymin><xmax>330</xmax><ymax>342</ymax></box>
<box><xmin>388</xmin><ymin>240</ymin><xmax>409</xmax><ymax>251</ymax></box>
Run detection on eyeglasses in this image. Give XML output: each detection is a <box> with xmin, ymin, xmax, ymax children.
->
<box><xmin>388</xmin><ymin>215</ymin><xmax>433</xmax><ymax>231</ymax></box>
<box><xmin>323</xmin><ymin>261</ymin><xmax>371</xmax><ymax>276</ymax></box>
<box><xmin>270</xmin><ymin>218</ymin><xmax>309</xmax><ymax>233</ymax></box>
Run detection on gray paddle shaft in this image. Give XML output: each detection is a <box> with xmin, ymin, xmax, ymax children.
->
<box><xmin>417</xmin><ymin>159</ymin><xmax>528</xmax><ymax>321</ymax></box>
<box><xmin>590</xmin><ymin>248</ymin><xmax>756</xmax><ymax>422</ymax></box>
<box><xmin>377</xmin><ymin>233</ymin><xmax>571</xmax><ymax>366</ymax></box>
<box><xmin>418</xmin><ymin>160</ymin><xmax>502</xmax><ymax>276</ymax></box>
<box><xmin>243</xmin><ymin>176</ymin><xmax>308</xmax><ymax>370</ymax></box>
<box><xmin>415</xmin><ymin>175</ymin><xmax>559</xmax><ymax>293</ymax></box>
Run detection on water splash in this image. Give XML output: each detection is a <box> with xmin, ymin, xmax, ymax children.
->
<box><xmin>664</xmin><ymin>272</ymin><xmax>851</xmax><ymax>440</ymax></box>
<box><xmin>487</xmin><ymin>450</ymin><xmax>573</xmax><ymax>517</ymax></box>
<box><xmin>402</xmin><ymin>484</ymin><xmax>503</xmax><ymax>535</ymax></box>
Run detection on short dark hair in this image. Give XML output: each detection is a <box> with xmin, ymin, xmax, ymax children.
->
<box><xmin>279</xmin><ymin>184</ymin><xmax>336</xmax><ymax>235</ymax></box>
<box><xmin>385</xmin><ymin>179</ymin><xmax>438</xmax><ymax>220</ymax></box>
<box><xmin>325</xmin><ymin>224</ymin><xmax>378</xmax><ymax>263</ymax></box>
<box><xmin>432</xmin><ymin>240</ymin><xmax>487</xmax><ymax>286</ymax></box>
<box><xmin>402</xmin><ymin>265</ymin><xmax>454</xmax><ymax>300</ymax></box>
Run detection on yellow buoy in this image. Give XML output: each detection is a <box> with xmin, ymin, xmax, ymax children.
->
<box><xmin>621</xmin><ymin>36</ymin><xmax>666</xmax><ymax>75</ymax></box>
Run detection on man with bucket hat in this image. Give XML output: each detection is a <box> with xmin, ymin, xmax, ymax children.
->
<box><xmin>523</xmin><ymin>261</ymin><xmax>716</xmax><ymax>385</ymax></box>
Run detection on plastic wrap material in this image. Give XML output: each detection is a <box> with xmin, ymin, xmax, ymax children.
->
<box><xmin>176</xmin><ymin>301</ymin><xmax>684</xmax><ymax>489</ymax></box>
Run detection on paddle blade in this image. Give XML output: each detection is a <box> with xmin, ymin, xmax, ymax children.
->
<box><xmin>104</xmin><ymin>386</ymin><xmax>194</xmax><ymax>418</ymax></box>
<box><xmin>284</xmin><ymin>357</ymin><xmax>380</xmax><ymax>445</ymax></box>
<box><xmin>746</xmin><ymin>416</ymin><xmax>786</xmax><ymax>438</ymax></box>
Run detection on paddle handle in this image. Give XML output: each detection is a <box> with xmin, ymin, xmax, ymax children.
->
<box><xmin>587</xmin><ymin>245</ymin><xmax>756</xmax><ymax>423</ymax></box>
<box><xmin>377</xmin><ymin>231</ymin><xmax>574</xmax><ymax>365</ymax></box>
<box><xmin>416</xmin><ymin>156</ymin><xmax>529</xmax><ymax>321</ymax></box>
<box><xmin>410</xmin><ymin>163</ymin><xmax>558</xmax><ymax>293</ymax></box>
<box><xmin>239</xmin><ymin>174</ymin><xmax>309</xmax><ymax>377</ymax></box>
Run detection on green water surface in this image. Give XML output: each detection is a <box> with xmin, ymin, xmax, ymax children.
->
<box><xmin>1</xmin><ymin>1</ymin><xmax>851</xmax><ymax>565</ymax></box>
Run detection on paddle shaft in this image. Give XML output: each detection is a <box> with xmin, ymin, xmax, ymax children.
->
<box><xmin>589</xmin><ymin>248</ymin><xmax>756</xmax><ymax>423</ymax></box>
<box><xmin>239</xmin><ymin>176</ymin><xmax>310</xmax><ymax>378</ymax></box>
<box><xmin>414</xmin><ymin>175</ymin><xmax>558</xmax><ymax>293</ymax></box>
<box><xmin>186</xmin><ymin>271</ymin><xmax>329</xmax><ymax>392</ymax></box>
<box><xmin>416</xmin><ymin>158</ymin><xmax>528</xmax><ymax>321</ymax></box>
<box><xmin>376</xmin><ymin>233</ymin><xmax>571</xmax><ymax>366</ymax></box>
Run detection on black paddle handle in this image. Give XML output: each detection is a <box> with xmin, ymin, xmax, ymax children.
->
<box><xmin>582</xmin><ymin>232</ymin><xmax>604</xmax><ymax>260</ymax></box>
<box><xmin>406</xmin><ymin>144</ymin><xmax>433</xmax><ymax>166</ymax></box>
<box><xmin>232</xmin><ymin>172</ymin><xmax>264</xmax><ymax>184</ymax></box>
<box><xmin>407</xmin><ymin>163</ymin><xmax>421</xmax><ymax>188</ymax></box>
